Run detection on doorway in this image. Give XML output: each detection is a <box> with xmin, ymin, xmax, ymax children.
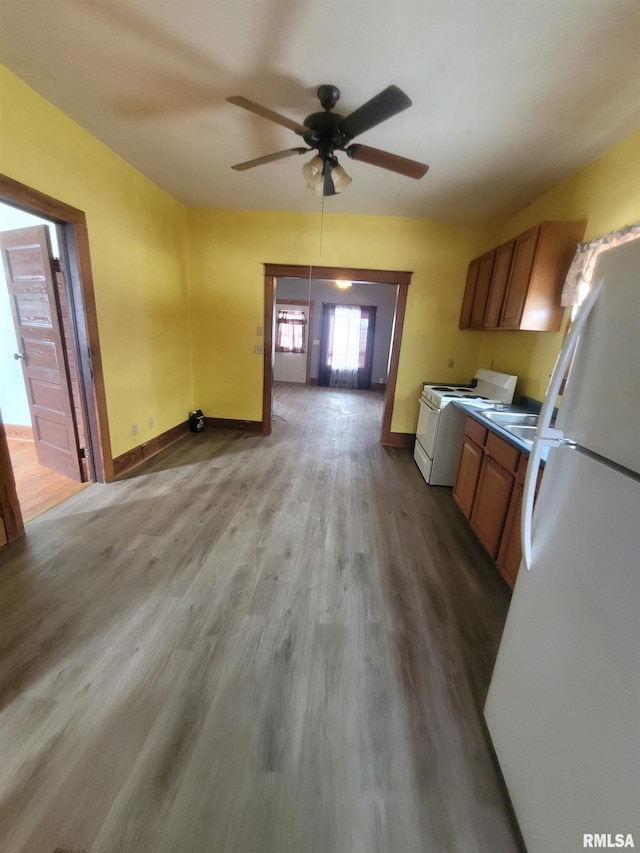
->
<box><xmin>0</xmin><ymin>211</ymin><xmax>92</xmax><ymax>521</ymax></box>
<box><xmin>0</xmin><ymin>174</ymin><xmax>111</xmax><ymax>544</ymax></box>
<box><xmin>263</xmin><ymin>264</ymin><xmax>411</xmax><ymax>444</ymax></box>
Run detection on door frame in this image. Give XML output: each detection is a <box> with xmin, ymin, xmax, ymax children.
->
<box><xmin>263</xmin><ymin>264</ymin><xmax>411</xmax><ymax>444</ymax></box>
<box><xmin>0</xmin><ymin>174</ymin><xmax>111</xmax><ymax>542</ymax></box>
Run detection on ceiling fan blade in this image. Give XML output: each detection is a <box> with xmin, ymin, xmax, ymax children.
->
<box><xmin>338</xmin><ymin>85</ymin><xmax>412</xmax><ymax>141</ymax></box>
<box><xmin>226</xmin><ymin>96</ymin><xmax>308</xmax><ymax>136</ymax></box>
<box><xmin>346</xmin><ymin>144</ymin><xmax>429</xmax><ymax>179</ymax></box>
<box><xmin>231</xmin><ymin>147</ymin><xmax>309</xmax><ymax>171</ymax></box>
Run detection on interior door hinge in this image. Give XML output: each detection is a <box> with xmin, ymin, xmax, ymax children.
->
<box><xmin>79</xmin><ymin>447</ymin><xmax>87</xmax><ymax>459</ymax></box>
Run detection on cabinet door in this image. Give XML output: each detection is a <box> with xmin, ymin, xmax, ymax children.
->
<box><xmin>453</xmin><ymin>436</ymin><xmax>484</xmax><ymax>518</ymax></box>
<box><xmin>496</xmin><ymin>481</ymin><xmax>523</xmax><ymax>588</ymax></box>
<box><xmin>470</xmin><ymin>456</ymin><xmax>515</xmax><ymax>557</ymax></box>
<box><xmin>483</xmin><ymin>240</ymin><xmax>515</xmax><ymax>328</ymax></box>
<box><xmin>500</xmin><ymin>226</ymin><xmax>540</xmax><ymax>329</ymax></box>
<box><xmin>469</xmin><ymin>250</ymin><xmax>495</xmax><ymax>328</ymax></box>
<box><xmin>459</xmin><ymin>257</ymin><xmax>479</xmax><ymax>329</ymax></box>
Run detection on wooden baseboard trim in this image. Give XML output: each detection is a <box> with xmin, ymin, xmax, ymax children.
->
<box><xmin>113</xmin><ymin>420</ymin><xmax>190</xmax><ymax>478</ymax></box>
<box><xmin>381</xmin><ymin>432</ymin><xmax>415</xmax><ymax>448</ymax></box>
<box><xmin>5</xmin><ymin>424</ymin><xmax>34</xmax><ymax>441</ymax></box>
<box><xmin>204</xmin><ymin>417</ymin><xmax>263</xmax><ymax>433</ymax></box>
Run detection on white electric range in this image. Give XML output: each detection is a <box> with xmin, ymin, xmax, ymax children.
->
<box><xmin>414</xmin><ymin>369</ymin><xmax>518</xmax><ymax>486</ymax></box>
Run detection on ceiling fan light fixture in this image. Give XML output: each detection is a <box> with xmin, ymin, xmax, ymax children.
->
<box><xmin>304</xmin><ymin>181</ymin><xmax>325</xmax><ymax>196</ymax></box>
<box><xmin>331</xmin><ymin>162</ymin><xmax>352</xmax><ymax>193</ymax></box>
<box><xmin>302</xmin><ymin>155</ymin><xmax>324</xmax><ymax>187</ymax></box>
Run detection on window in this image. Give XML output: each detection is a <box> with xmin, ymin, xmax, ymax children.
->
<box><xmin>318</xmin><ymin>303</ymin><xmax>376</xmax><ymax>389</ymax></box>
<box><xmin>276</xmin><ymin>310</ymin><xmax>307</xmax><ymax>353</ymax></box>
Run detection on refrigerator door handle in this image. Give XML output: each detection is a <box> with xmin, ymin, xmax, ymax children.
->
<box><xmin>521</xmin><ymin>276</ymin><xmax>604</xmax><ymax>570</ymax></box>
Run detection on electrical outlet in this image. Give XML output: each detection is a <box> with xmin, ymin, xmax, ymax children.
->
<box><xmin>131</xmin><ymin>423</ymin><xmax>138</xmax><ymax>436</ymax></box>
<box><xmin>148</xmin><ymin>417</ymin><xmax>154</xmax><ymax>429</ymax></box>
<box><xmin>255</xmin><ymin>344</ymin><xmax>263</xmax><ymax>354</ymax></box>
<box><xmin>257</xmin><ymin>325</ymin><xmax>264</xmax><ymax>337</ymax></box>
<box><xmin>378</xmin><ymin>378</ymin><xmax>384</xmax><ymax>383</ymax></box>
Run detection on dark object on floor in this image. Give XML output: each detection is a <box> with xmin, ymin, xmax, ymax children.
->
<box><xmin>189</xmin><ymin>409</ymin><xmax>205</xmax><ymax>433</ymax></box>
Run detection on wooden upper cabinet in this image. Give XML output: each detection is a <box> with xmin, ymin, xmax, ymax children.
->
<box><xmin>483</xmin><ymin>239</ymin><xmax>515</xmax><ymax>328</ymax></box>
<box><xmin>459</xmin><ymin>220</ymin><xmax>586</xmax><ymax>331</ymax></box>
<box><xmin>469</xmin><ymin>250</ymin><xmax>495</xmax><ymax>328</ymax></box>
<box><xmin>459</xmin><ymin>257</ymin><xmax>479</xmax><ymax>329</ymax></box>
<box><xmin>499</xmin><ymin>226</ymin><xmax>541</xmax><ymax>328</ymax></box>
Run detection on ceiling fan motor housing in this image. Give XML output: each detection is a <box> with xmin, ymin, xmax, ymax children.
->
<box><xmin>303</xmin><ymin>84</ymin><xmax>356</xmax><ymax>158</ymax></box>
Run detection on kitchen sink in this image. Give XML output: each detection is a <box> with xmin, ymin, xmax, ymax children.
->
<box><xmin>504</xmin><ymin>425</ymin><xmax>537</xmax><ymax>443</ymax></box>
<box><xmin>484</xmin><ymin>411</ymin><xmax>539</xmax><ymax>427</ymax></box>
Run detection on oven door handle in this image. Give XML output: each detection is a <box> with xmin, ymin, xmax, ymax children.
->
<box><xmin>419</xmin><ymin>396</ymin><xmax>439</xmax><ymax>413</ymax></box>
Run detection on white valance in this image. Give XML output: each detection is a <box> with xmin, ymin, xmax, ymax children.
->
<box><xmin>561</xmin><ymin>222</ymin><xmax>640</xmax><ymax>307</ymax></box>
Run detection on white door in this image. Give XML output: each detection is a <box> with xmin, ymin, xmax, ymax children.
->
<box><xmin>274</xmin><ymin>303</ymin><xmax>309</xmax><ymax>383</ymax></box>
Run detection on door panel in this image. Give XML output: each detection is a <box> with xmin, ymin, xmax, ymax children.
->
<box><xmin>1</xmin><ymin>226</ymin><xmax>83</xmax><ymax>481</ymax></box>
<box><xmin>274</xmin><ymin>302</ymin><xmax>309</xmax><ymax>383</ymax></box>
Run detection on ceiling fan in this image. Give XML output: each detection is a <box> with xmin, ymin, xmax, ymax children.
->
<box><xmin>226</xmin><ymin>84</ymin><xmax>429</xmax><ymax>197</ymax></box>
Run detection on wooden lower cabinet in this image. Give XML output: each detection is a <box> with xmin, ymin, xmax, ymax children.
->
<box><xmin>496</xmin><ymin>481</ymin><xmax>524</xmax><ymax>587</ymax></box>
<box><xmin>452</xmin><ymin>434</ymin><xmax>484</xmax><ymax>517</ymax></box>
<box><xmin>454</xmin><ymin>417</ymin><xmax>530</xmax><ymax>589</ymax></box>
<box><xmin>470</xmin><ymin>455</ymin><xmax>515</xmax><ymax>558</ymax></box>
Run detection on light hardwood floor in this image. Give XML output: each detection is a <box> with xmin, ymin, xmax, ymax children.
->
<box><xmin>0</xmin><ymin>383</ymin><xmax>524</xmax><ymax>853</ymax></box>
<box><xmin>6</xmin><ymin>437</ymin><xmax>88</xmax><ymax>522</ymax></box>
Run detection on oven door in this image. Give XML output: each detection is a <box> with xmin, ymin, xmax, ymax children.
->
<box><xmin>416</xmin><ymin>397</ymin><xmax>440</xmax><ymax>459</ymax></box>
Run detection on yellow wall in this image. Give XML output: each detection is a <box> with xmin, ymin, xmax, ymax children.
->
<box><xmin>186</xmin><ymin>208</ymin><xmax>499</xmax><ymax>432</ymax></box>
<box><xmin>478</xmin><ymin>130</ymin><xmax>640</xmax><ymax>402</ymax></box>
<box><xmin>0</xmin><ymin>65</ymin><xmax>192</xmax><ymax>457</ymax></box>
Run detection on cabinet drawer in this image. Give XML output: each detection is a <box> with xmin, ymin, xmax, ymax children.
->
<box><xmin>464</xmin><ymin>417</ymin><xmax>487</xmax><ymax>448</ymax></box>
<box><xmin>485</xmin><ymin>432</ymin><xmax>519</xmax><ymax>472</ymax></box>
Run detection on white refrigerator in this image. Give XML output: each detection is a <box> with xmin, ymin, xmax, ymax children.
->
<box><xmin>484</xmin><ymin>239</ymin><xmax>640</xmax><ymax>853</ymax></box>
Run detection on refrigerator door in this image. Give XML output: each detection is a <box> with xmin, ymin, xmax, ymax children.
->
<box><xmin>485</xmin><ymin>446</ymin><xmax>640</xmax><ymax>853</ymax></box>
<box><xmin>556</xmin><ymin>239</ymin><xmax>640</xmax><ymax>474</ymax></box>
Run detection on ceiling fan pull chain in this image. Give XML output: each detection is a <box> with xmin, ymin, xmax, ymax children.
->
<box><xmin>319</xmin><ymin>194</ymin><xmax>325</xmax><ymax>257</ymax></box>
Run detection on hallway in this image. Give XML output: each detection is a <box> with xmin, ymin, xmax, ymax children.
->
<box><xmin>0</xmin><ymin>384</ymin><xmax>522</xmax><ymax>852</ymax></box>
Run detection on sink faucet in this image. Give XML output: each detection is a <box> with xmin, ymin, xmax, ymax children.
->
<box><xmin>493</xmin><ymin>402</ymin><xmax>507</xmax><ymax>411</ymax></box>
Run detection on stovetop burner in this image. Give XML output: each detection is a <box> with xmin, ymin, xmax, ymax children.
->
<box><xmin>422</xmin><ymin>370</ymin><xmax>517</xmax><ymax>410</ymax></box>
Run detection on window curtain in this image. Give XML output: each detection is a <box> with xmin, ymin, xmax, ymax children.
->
<box><xmin>318</xmin><ymin>303</ymin><xmax>376</xmax><ymax>389</ymax></box>
<box><xmin>276</xmin><ymin>309</ymin><xmax>307</xmax><ymax>353</ymax></box>
<box><xmin>561</xmin><ymin>222</ymin><xmax>640</xmax><ymax>310</ymax></box>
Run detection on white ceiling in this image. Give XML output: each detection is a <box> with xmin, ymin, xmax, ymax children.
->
<box><xmin>0</xmin><ymin>1</ymin><xmax>638</xmax><ymax>220</ymax></box>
